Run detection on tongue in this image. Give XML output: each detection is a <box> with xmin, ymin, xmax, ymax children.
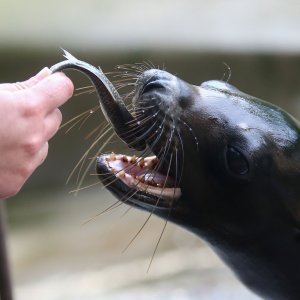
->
<box><xmin>106</xmin><ymin>154</ymin><xmax>175</xmax><ymax>187</ymax></box>
<box><xmin>137</xmin><ymin>172</ymin><xmax>176</xmax><ymax>187</ymax></box>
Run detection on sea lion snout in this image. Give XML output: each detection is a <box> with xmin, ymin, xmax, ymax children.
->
<box><xmin>133</xmin><ymin>69</ymin><xmax>197</xmax><ymax>116</ymax></box>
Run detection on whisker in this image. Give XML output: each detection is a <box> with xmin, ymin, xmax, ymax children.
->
<box><xmin>75</xmin><ymin>85</ymin><xmax>94</xmax><ymax>91</ymax></box>
<box><xmin>66</xmin><ymin>126</ymin><xmax>113</xmax><ymax>185</ymax></box>
<box><xmin>147</xmin><ymin>217</ymin><xmax>169</xmax><ymax>273</ymax></box>
<box><xmin>85</xmin><ymin>122</ymin><xmax>106</xmax><ymax>140</ymax></box>
<box><xmin>222</xmin><ymin>62</ymin><xmax>232</xmax><ymax>83</ymax></box>
<box><xmin>81</xmin><ymin>200</ymin><xmax>123</xmax><ymax>226</ymax></box>
<box><xmin>119</xmin><ymin>206</ymin><xmax>132</xmax><ymax>218</ymax></box>
<box><xmin>180</xmin><ymin>118</ymin><xmax>199</xmax><ymax>151</ymax></box>
<box><xmin>78</xmin><ymin>107</ymin><xmax>101</xmax><ymax>130</ymax></box>
<box><xmin>74</xmin><ymin>87</ymin><xmax>95</xmax><ymax>97</ymax></box>
<box><xmin>120</xmin><ymin>114</ymin><xmax>160</xmax><ymax>142</ymax></box>
<box><xmin>74</xmin><ymin>132</ymin><xmax>115</xmax><ymax>194</ymax></box>
<box><xmin>175</xmin><ymin>126</ymin><xmax>185</xmax><ymax>184</ymax></box>
<box><xmin>122</xmin><ymin>212</ymin><xmax>153</xmax><ymax>253</ymax></box>
<box><xmin>60</xmin><ymin>106</ymin><xmax>98</xmax><ymax>132</ymax></box>
<box><xmin>69</xmin><ymin>181</ymin><xmax>101</xmax><ymax>194</ymax></box>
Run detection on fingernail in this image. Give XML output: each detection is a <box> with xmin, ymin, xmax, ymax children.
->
<box><xmin>34</xmin><ymin>67</ymin><xmax>51</xmax><ymax>81</ymax></box>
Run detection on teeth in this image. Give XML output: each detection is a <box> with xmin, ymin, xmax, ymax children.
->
<box><xmin>144</xmin><ymin>174</ymin><xmax>154</xmax><ymax>182</ymax></box>
<box><xmin>145</xmin><ymin>180</ymin><xmax>154</xmax><ymax>186</ymax></box>
<box><xmin>106</xmin><ymin>154</ymin><xmax>162</xmax><ymax>186</ymax></box>
<box><xmin>117</xmin><ymin>170</ymin><xmax>126</xmax><ymax>178</ymax></box>
<box><xmin>130</xmin><ymin>155</ymin><xmax>137</xmax><ymax>164</ymax></box>
<box><xmin>110</xmin><ymin>152</ymin><xmax>116</xmax><ymax>161</ymax></box>
<box><xmin>144</xmin><ymin>156</ymin><xmax>158</xmax><ymax>168</ymax></box>
<box><xmin>103</xmin><ymin>153</ymin><xmax>182</xmax><ymax>201</ymax></box>
<box><xmin>137</xmin><ymin>175</ymin><xmax>145</xmax><ymax>183</ymax></box>
<box><xmin>122</xmin><ymin>155</ymin><xmax>128</xmax><ymax>162</ymax></box>
<box><xmin>147</xmin><ymin>159</ymin><xmax>157</xmax><ymax>168</ymax></box>
<box><xmin>138</xmin><ymin>158</ymin><xmax>145</xmax><ymax>168</ymax></box>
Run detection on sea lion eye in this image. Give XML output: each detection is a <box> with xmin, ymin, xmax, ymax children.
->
<box><xmin>225</xmin><ymin>146</ymin><xmax>249</xmax><ymax>176</ymax></box>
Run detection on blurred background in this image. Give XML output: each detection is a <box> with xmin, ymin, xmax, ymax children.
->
<box><xmin>1</xmin><ymin>0</ymin><xmax>300</xmax><ymax>299</ymax></box>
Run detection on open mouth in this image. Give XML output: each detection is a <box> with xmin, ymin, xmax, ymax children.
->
<box><xmin>97</xmin><ymin>153</ymin><xmax>181</xmax><ymax>209</ymax></box>
<box><xmin>50</xmin><ymin>51</ymin><xmax>183</xmax><ymax>210</ymax></box>
<box><xmin>96</xmin><ymin>70</ymin><xmax>185</xmax><ymax>209</ymax></box>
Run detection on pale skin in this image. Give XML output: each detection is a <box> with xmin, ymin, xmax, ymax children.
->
<box><xmin>0</xmin><ymin>68</ymin><xmax>74</xmax><ymax>200</ymax></box>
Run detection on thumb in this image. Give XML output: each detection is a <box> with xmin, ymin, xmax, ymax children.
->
<box><xmin>17</xmin><ymin>67</ymin><xmax>51</xmax><ymax>89</ymax></box>
<box><xmin>0</xmin><ymin>67</ymin><xmax>51</xmax><ymax>92</ymax></box>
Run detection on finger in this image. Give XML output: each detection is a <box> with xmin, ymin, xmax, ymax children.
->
<box><xmin>34</xmin><ymin>142</ymin><xmax>49</xmax><ymax>168</ymax></box>
<box><xmin>44</xmin><ymin>108</ymin><xmax>63</xmax><ymax>141</ymax></box>
<box><xmin>23</xmin><ymin>142</ymin><xmax>49</xmax><ymax>183</ymax></box>
<box><xmin>29</xmin><ymin>72</ymin><xmax>74</xmax><ymax>112</ymax></box>
<box><xmin>0</xmin><ymin>67</ymin><xmax>51</xmax><ymax>92</ymax></box>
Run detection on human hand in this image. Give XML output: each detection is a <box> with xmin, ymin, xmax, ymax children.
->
<box><xmin>0</xmin><ymin>68</ymin><xmax>74</xmax><ymax>199</ymax></box>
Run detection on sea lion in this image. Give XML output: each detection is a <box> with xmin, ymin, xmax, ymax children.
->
<box><xmin>51</xmin><ymin>52</ymin><xmax>300</xmax><ymax>300</ymax></box>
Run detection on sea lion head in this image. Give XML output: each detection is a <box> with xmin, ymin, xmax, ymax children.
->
<box><xmin>96</xmin><ymin>69</ymin><xmax>300</xmax><ymax>299</ymax></box>
<box><xmin>97</xmin><ymin>69</ymin><xmax>300</xmax><ymax>238</ymax></box>
<box><xmin>97</xmin><ymin>69</ymin><xmax>300</xmax><ymax>299</ymax></box>
<box><xmin>51</xmin><ymin>52</ymin><xmax>300</xmax><ymax>299</ymax></box>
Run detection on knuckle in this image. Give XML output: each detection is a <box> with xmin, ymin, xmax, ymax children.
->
<box><xmin>39</xmin><ymin>144</ymin><xmax>49</xmax><ymax>165</ymax></box>
<box><xmin>8</xmin><ymin>184</ymin><xmax>23</xmax><ymax>198</ymax></box>
<box><xmin>8</xmin><ymin>166</ymin><xmax>33</xmax><ymax>197</ymax></box>
<box><xmin>43</xmin><ymin>142</ymin><xmax>49</xmax><ymax>158</ymax></box>
<box><xmin>1</xmin><ymin>183</ymin><xmax>21</xmax><ymax>198</ymax></box>
<box><xmin>55</xmin><ymin>108</ymin><xmax>63</xmax><ymax>126</ymax></box>
<box><xmin>18</xmin><ymin>154</ymin><xmax>42</xmax><ymax>184</ymax></box>
<box><xmin>23</xmin><ymin>98</ymin><xmax>42</xmax><ymax>117</ymax></box>
<box><xmin>47</xmin><ymin>109</ymin><xmax>62</xmax><ymax>138</ymax></box>
<box><xmin>18</xmin><ymin>162</ymin><xmax>34</xmax><ymax>178</ymax></box>
<box><xmin>3</xmin><ymin>188</ymin><xmax>18</xmax><ymax>199</ymax></box>
<box><xmin>23</xmin><ymin>137</ymin><xmax>42</xmax><ymax>156</ymax></box>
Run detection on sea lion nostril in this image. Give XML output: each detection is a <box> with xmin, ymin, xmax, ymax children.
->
<box><xmin>142</xmin><ymin>81</ymin><xmax>165</xmax><ymax>94</ymax></box>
